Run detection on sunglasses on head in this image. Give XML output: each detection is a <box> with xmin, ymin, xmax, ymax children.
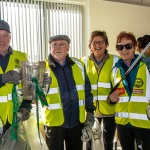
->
<box><xmin>116</xmin><ymin>43</ymin><xmax>132</xmax><ymax>51</ymax></box>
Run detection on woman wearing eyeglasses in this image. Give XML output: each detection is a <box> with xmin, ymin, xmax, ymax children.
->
<box><xmin>81</xmin><ymin>30</ymin><xmax>119</xmax><ymax>150</ymax></box>
<box><xmin>108</xmin><ymin>31</ymin><xmax>150</xmax><ymax>150</ymax></box>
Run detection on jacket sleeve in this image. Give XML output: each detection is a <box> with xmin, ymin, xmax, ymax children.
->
<box><xmin>0</xmin><ymin>74</ymin><xmax>5</xmax><ymax>87</ymax></box>
<box><xmin>141</xmin><ymin>56</ymin><xmax>150</xmax><ymax>72</ymax></box>
<box><xmin>84</xmin><ymin>66</ymin><xmax>95</xmax><ymax>113</ymax></box>
<box><xmin>19</xmin><ymin>100</ymin><xmax>32</xmax><ymax>112</ymax></box>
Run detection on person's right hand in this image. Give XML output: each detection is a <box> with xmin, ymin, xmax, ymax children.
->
<box><xmin>85</xmin><ymin>112</ymin><xmax>95</xmax><ymax>128</ymax></box>
<box><xmin>2</xmin><ymin>70</ymin><xmax>21</xmax><ymax>84</ymax></box>
<box><xmin>43</xmin><ymin>73</ymin><xmax>52</xmax><ymax>86</ymax></box>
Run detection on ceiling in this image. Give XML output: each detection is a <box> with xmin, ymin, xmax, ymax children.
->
<box><xmin>105</xmin><ymin>0</ymin><xmax>150</xmax><ymax>7</ymax></box>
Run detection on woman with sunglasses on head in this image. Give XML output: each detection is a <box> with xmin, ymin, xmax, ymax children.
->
<box><xmin>108</xmin><ymin>31</ymin><xmax>150</xmax><ymax>150</ymax></box>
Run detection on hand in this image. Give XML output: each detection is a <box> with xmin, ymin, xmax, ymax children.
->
<box><xmin>81</xmin><ymin>125</ymin><xmax>92</xmax><ymax>142</ymax></box>
<box><xmin>19</xmin><ymin>108</ymin><xmax>30</xmax><ymax>121</ymax></box>
<box><xmin>85</xmin><ymin>112</ymin><xmax>95</xmax><ymax>127</ymax></box>
<box><xmin>2</xmin><ymin>70</ymin><xmax>21</xmax><ymax>84</ymax></box>
<box><xmin>108</xmin><ymin>90</ymin><xmax>120</xmax><ymax>103</ymax></box>
<box><xmin>43</xmin><ymin>73</ymin><xmax>52</xmax><ymax>86</ymax></box>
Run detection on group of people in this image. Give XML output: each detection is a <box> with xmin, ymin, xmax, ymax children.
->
<box><xmin>0</xmin><ymin>19</ymin><xmax>150</xmax><ymax>150</ymax></box>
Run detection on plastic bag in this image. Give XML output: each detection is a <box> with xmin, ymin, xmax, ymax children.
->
<box><xmin>22</xmin><ymin>114</ymin><xmax>48</xmax><ymax>150</ymax></box>
<box><xmin>0</xmin><ymin>122</ymin><xmax>31</xmax><ymax>150</ymax></box>
<box><xmin>91</xmin><ymin>118</ymin><xmax>104</xmax><ymax>150</ymax></box>
<box><xmin>0</xmin><ymin>114</ymin><xmax>48</xmax><ymax>150</ymax></box>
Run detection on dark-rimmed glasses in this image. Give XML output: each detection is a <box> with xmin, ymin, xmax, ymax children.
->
<box><xmin>92</xmin><ymin>40</ymin><xmax>105</xmax><ymax>46</ymax></box>
<box><xmin>116</xmin><ymin>43</ymin><xmax>132</xmax><ymax>51</ymax></box>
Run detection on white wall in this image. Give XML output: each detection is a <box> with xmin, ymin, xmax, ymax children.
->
<box><xmin>47</xmin><ymin>0</ymin><xmax>150</xmax><ymax>56</ymax></box>
<box><xmin>83</xmin><ymin>0</ymin><xmax>150</xmax><ymax>56</ymax></box>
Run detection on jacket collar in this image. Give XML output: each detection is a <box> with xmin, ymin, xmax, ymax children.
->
<box><xmin>48</xmin><ymin>54</ymin><xmax>75</xmax><ymax>68</ymax></box>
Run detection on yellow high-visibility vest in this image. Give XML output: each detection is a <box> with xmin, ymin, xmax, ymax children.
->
<box><xmin>42</xmin><ymin>58</ymin><xmax>86</xmax><ymax>126</ymax></box>
<box><xmin>0</xmin><ymin>50</ymin><xmax>27</xmax><ymax>125</ymax></box>
<box><xmin>112</xmin><ymin>62</ymin><xmax>150</xmax><ymax>129</ymax></box>
<box><xmin>81</xmin><ymin>54</ymin><xmax>119</xmax><ymax>115</ymax></box>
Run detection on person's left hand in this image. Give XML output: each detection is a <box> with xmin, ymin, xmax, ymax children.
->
<box><xmin>19</xmin><ymin>108</ymin><xmax>30</xmax><ymax>121</ymax></box>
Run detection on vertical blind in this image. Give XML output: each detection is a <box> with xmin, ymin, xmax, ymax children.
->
<box><xmin>0</xmin><ymin>0</ymin><xmax>83</xmax><ymax>61</ymax></box>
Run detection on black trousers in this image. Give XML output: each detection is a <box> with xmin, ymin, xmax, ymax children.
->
<box><xmin>117</xmin><ymin>124</ymin><xmax>150</xmax><ymax>150</ymax></box>
<box><xmin>86</xmin><ymin>116</ymin><xmax>116</xmax><ymax>150</ymax></box>
<box><xmin>44</xmin><ymin>123</ymin><xmax>84</xmax><ymax>150</ymax></box>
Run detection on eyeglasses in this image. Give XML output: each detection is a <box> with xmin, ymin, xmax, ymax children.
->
<box><xmin>92</xmin><ymin>40</ymin><xmax>105</xmax><ymax>46</ymax></box>
<box><xmin>0</xmin><ymin>33</ymin><xmax>10</xmax><ymax>39</ymax></box>
<box><xmin>116</xmin><ymin>43</ymin><xmax>132</xmax><ymax>51</ymax></box>
<box><xmin>50</xmin><ymin>43</ymin><xmax>67</xmax><ymax>48</ymax></box>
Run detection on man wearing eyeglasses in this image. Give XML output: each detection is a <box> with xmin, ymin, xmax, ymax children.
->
<box><xmin>0</xmin><ymin>20</ymin><xmax>32</xmax><ymax>145</ymax></box>
<box><xmin>108</xmin><ymin>31</ymin><xmax>150</xmax><ymax>150</ymax></box>
<box><xmin>43</xmin><ymin>35</ymin><xmax>95</xmax><ymax>150</ymax></box>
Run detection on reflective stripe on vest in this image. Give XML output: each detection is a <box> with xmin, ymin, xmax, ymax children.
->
<box><xmin>112</xmin><ymin>67</ymin><xmax>119</xmax><ymax>86</ymax></box>
<box><xmin>98</xmin><ymin>82</ymin><xmax>111</xmax><ymax>88</ymax></box>
<box><xmin>72</xmin><ymin>57</ymin><xmax>85</xmax><ymax>81</ymax></box>
<box><xmin>48</xmin><ymin>103</ymin><xmax>61</xmax><ymax>110</ymax></box>
<box><xmin>0</xmin><ymin>96</ymin><xmax>7</xmax><ymax>102</ymax></box>
<box><xmin>48</xmin><ymin>85</ymin><xmax>84</xmax><ymax>95</ymax></box>
<box><xmin>0</xmin><ymin>94</ymin><xmax>12</xmax><ymax>102</ymax></box>
<box><xmin>48</xmin><ymin>88</ymin><xmax>58</xmax><ymax>94</ymax></box>
<box><xmin>76</xmin><ymin>85</ymin><xmax>84</xmax><ymax>91</ymax></box>
<box><xmin>113</xmin><ymin>55</ymin><xmax>119</xmax><ymax>67</ymax></box>
<box><xmin>93</xmin><ymin>95</ymin><xmax>108</xmax><ymax>102</ymax></box>
<box><xmin>8</xmin><ymin>94</ymin><xmax>12</xmax><ymax>100</ymax></box>
<box><xmin>91</xmin><ymin>85</ymin><xmax>97</xmax><ymax>90</ymax></box>
<box><xmin>92</xmin><ymin>82</ymin><xmax>111</xmax><ymax>90</ymax></box>
<box><xmin>119</xmin><ymin>96</ymin><xmax>149</xmax><ymax>103</ymax></box>
<box><xmin>47</xmin><ymin>99</ymin><xmax>85</xmax><ymax>110</ymax></box>
<box><xmin>116</xmin><ymin>112</ymin><xmax>149</xmax><ymax>121</ymax></box>
<box><xmin>79</xmin><ymin>100</ymin><xmax>85</xmax><ymax>106</ymax></box>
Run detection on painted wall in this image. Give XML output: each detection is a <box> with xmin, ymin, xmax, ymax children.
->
<box><xmin>48</xmin><ymin>0</ymin><xmax>150</xmax><ymax>56</ymax></box>
<box><xmin>83</xmin><ymin>0</ymin><xmax>150</xmax><ymax>56</ymax></box>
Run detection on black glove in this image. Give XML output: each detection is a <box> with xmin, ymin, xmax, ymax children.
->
<box><xmin>43</xmin><ymin>73</ymin><xmax>52</xmax><ymax>86</ymax></box>
<box><xmin>19</xmin><ymin>108</ymin><xmax>30</xmax><ymax>121</ymax></box>
<box><xmin>2</xmin><ymin>70</ymin><xmax>20</xmax><ymax>84</ymax></box>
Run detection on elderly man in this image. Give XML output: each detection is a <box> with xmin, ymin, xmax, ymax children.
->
<box><xmin>43</xmin><ymin>35</ymin><xmax>95</xmax><ymax>150</ymax></box>
<box><xmin>0</xmin><ymin>20</ymin><xmax>32</xmax><ymax>138</ymax></box>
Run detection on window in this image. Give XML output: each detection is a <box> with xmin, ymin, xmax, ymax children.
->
<box><xmin>0</xmin><ymin>0</ymin><xmax>83</xmax><ymax>61</ymax></box>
